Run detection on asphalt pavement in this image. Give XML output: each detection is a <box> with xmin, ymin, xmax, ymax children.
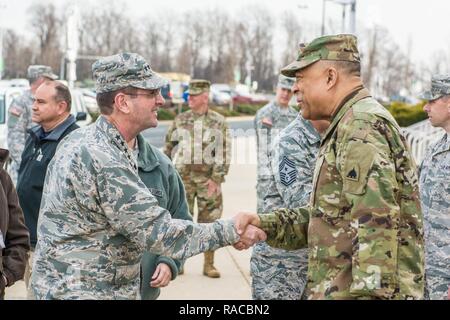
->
<box><xmin>142</xmin><ymin>116</ymin><xmax>254</xmax><ymax>148</ymax></box>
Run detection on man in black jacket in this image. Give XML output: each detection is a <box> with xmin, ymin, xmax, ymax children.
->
<box><xmin>16</xmin><ymin>81</ymin><xmax>79</xmax><ymax>293</ymax></box>
<box><xmin>0</xmin><ymin>148</ymin><xmax>30</xmax><ymax>299</ymax></box>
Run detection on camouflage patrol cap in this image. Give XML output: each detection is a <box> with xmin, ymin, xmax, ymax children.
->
<box><xmin>188</xmin><ymin>79</ymin><xmax>211</xmax><ymax>96</ymax></box>
<box><xmin>277</xmin><ymin>74</ymin><xmax>295</xmax><ymax>90</ymax></box>
<box><xmin>281</xmin><ymin>34</ymin><xmax>360</xmax><ymax>77</ymax></box>
<box><xmin>27</xmin><ymin>65</ymin><xmax>58</xmax><ymax>81</ymax></box>
<box><xmin>419</xmin><ymin>74</ymin><xmax>450</xmax><ymax>101</ymax></box>
<box><xmin>92</xmin><ymin>52</ymin><xmax>168</xmax><ymax>94</ymax></box>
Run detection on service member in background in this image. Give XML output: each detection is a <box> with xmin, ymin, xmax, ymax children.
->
<box><xmin>164</xmin><ymin>80</ymin><xmax>231</xmax><ymax>278</ymax></box>
<box><xmin>418</xmin><ymin>74</ymin><xmax>450</xmax><ymax>300</ymax></box>
<box><xmin>254</xmin><ymin>75</ymin><xmax>298</xmax><ymax>213</ymax></box>
<box><xmin>7</xmin><ymin>65</ymin><xmax>58</xmax><ymax>184</ymax></box>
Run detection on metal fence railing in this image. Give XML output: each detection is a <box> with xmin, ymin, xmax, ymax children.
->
<box><xmin>402</xmin><ymin>120</ymin><xmax>444</xmax><ymax>165</ymax></box>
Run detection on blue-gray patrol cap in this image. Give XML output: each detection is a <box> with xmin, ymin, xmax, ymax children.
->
<box><xmin>27</xmin><ymin>65</ymin><xmax>58</xmax><ymax>81</ymax></box>
<box><xmin>277</xmin><ymin>74</ymin><xmax>295</xmax><ymax>90</ymax></box>
<box><xmin>92</xmin><ymin>52</ymin><xmax>168</xmax><ymax>94</ymax></box>
<box><xmin>419</xmin><ymin>74</ymin><xmax>450</xmax><ymax>101</ymax></box>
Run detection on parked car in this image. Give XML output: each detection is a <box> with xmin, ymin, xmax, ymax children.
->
<box><xmin>209</xmin><ymin>84</ymin><xmax>232</xmax><ymax>105</ymax></box>
<box><xmin>158</xmin><ymin>72</ymin><xmax>190</xmax><ymax>107</ymax></box>
<box><xmin>71</xmin><ymin>88</ymin><xmax>96</xmax><ymax>126</ymax></box>
<box><xmin>232</xmin><ymin>84</ymin><xmax>269</xmax><ymax>105</ymax></box>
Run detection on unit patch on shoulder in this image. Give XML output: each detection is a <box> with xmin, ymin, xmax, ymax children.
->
<box><xmin>346</xmin><ymin>165</ymin><xmax>359</xmax><ymax>181</ymax></box>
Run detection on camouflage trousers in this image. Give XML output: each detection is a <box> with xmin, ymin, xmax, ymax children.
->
<box><xmin>425</xmin><ymin>274</ymin><xmax>449</xmax><ymax>300</ymax></box>
<box><xmin>7</xmin><ymin>159</ymin><xmax>19</xmax><ymax>186</ymax></box>
<box><xmin>182</xmin><ymin>177</ymin><xmax>223</xmax><ymax>223</ymax></box>
<box><xmin>250</xmin><ymin>242</ymin><xmax>308</xmax><ymax>300</ymax></box>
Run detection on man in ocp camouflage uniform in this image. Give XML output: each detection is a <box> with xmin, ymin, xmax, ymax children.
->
<box><xmin>234</xmin><ymin>34</ymin><xmax>425</xmax><ymax>300</ymax></box>
<box><xmin>251</xmin><ymin>112</ymin><xmax>329</xmax><ymax>300</ymax></box>
<box><xmin>418</xmin><ymin>74</ymin><xmax>450</xmax><ymax>300</ymax></box>
<box><xmin>164</xmin><ymin>80</ymin><xmax>231</xmax><ymax>278</ymax></box>
<box><xmin>254</xmin><ymin>75</ymin><xmax>298</xmax><ymax>213</ymax></box>
<box><xmin>30</xmin><ymin>53</ymin><xmax>265</xmax><ymax>300</ymax></box>
<box><xmin>7</xmin><ymin>65</ymin><xmax>58</xmax><ymax>184</ymax></box>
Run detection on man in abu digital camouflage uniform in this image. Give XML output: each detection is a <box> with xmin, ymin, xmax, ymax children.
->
<box><xmin>30</xmin><ymin>53</ymin><xmax>265</xmax><ymax>299</ymax></box>
<box><xmin>251</xmin><ymin>113</ymin><xmax>329</xmax><ymax>300</ymax></box>
<box><xmin>164</xmin><ymin>80</ymin><xmax>231</xmax><ymax>278</ymax></box>
<box><xmin>7</xmin><ymin>65</ymin><xmax>58</xmax><ymax>184</ymax></box>
<box><xmin>234</xmin><ymin>34</ymin><xmax>425</xmax><ymax>300</ymax></box>
<box><xmin>418</xmin><ymin>74</ymin><xmax>450</xmax><ymax>300</ymax></box>
<box><xmin>254</xmin><ymin>75</ymin><xmax>298</xmax><ymax>213</ymax></box>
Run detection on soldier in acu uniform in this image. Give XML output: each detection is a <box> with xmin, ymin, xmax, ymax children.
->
<box><xmin>164</xmin><ymin>80</ymin><xmax>231</xmax><ymax>278</ymax></box>
<box><xmin>7</xmin><ymin>65</ymin><xmax>58</xmax><ymax>184</ymax></box>
<box><xmin>418</xmin><ymin>75</ymin><xmax>450</xmax><ymax>300</ymax></box>
<box><xmin>235</xmin><ymin>34</ymin><xmax>425</xmax><ymax>300</ymax></box>
<box><xmin>30</xmin><ymin>53</ymin><xmax>265</xmax><ymax>300</ymax></box>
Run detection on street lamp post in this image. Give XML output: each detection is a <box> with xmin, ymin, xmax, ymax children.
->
<box><xmin>322</xmin><ymin>0</ymin><xmax>357</xmax><ymax>35</ymax></box>
<box><xmin>66</xmin><ymin>4</ymin><xmax>80</xmax><ymax>88</ymax></box>
<box><xmin>0</xmin><ymin>3</ymin><xmax>6</xmax><ymax>80</ymax></box>
<box><xmin>321</xmin><ymin>0</ymin><xmax>327</xmax><ymax>35</ymax></box>
<box><xmin>349</xmin><ymin>0</ymin><xmax>356</xmax><ymax>35</ymax></box>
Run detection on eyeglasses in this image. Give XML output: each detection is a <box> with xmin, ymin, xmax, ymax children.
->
<box><xmin>123</xmin><ymin>89</ymin><xmax>161</xmax><ymax>99</ymax></box>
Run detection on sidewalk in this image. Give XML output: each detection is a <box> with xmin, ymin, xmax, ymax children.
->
<box><xmin>159</xmin><ymin>161</ymin><xmax>257</xmax><ymax>300</ymax></box>
<box><xmin>5</xmin><ymin>137</ymin><xmax>258</xmax><ymax>300</ymax></box>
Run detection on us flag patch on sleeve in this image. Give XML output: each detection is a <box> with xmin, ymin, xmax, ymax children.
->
<box><xmin>9</xmin><ymin>106</ymin><xmax>23</xmax><ymax>117</ymax></box>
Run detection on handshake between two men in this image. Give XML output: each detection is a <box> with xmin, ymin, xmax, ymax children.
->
<box><xmin>231</xmin><ymin>212</ymin><xmax>265</xmax><ymax>251</ymax></box>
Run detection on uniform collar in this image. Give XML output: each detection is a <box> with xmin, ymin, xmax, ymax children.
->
<box><xmin>298</xmin><ymin>114</ymin><xmax>321</xmax><ymax>145</ymax></box>
<box><xmin>96</xmin><ymin>116</ymin><xmax>138</xmax><ymax>171</ymax></box>
<box><xmin>29</xmin><ymin>115</ymin><xmax>76</xmax><ymax>142</ymax></box>
<box><xmin>192</xmin><ymin>109</ymin><xmax>209</xmax><ymax>119</ymax></box>
<box><xmin>136</xmin><ymin>134</ymin><xmax>160</xmax><ymax>172</ymax></box>
<box><xmin>321</xmin><ymin>86</ymin><xmax>371</xmax><ymax>146</ymax></box>
<box><xmin>432</xmin><ymin>132</ymin><xmax>450</xmax><ymax>156</ymax></box>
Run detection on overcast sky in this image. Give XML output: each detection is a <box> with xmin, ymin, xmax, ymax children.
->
<box><xmin>1</xmin><ymin>0</ymin><xmax>449</xmax><ymax>66</ymax></box>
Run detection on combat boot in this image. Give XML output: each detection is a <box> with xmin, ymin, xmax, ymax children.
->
<box><xmin>203</xmin><ymin>251</ymin><xmax>220</xmax><ymax>278</ymax></box>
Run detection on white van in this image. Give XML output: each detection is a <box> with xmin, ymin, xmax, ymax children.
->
<box><xmin>70</xmin><ymin>88</ymin><xmax>96</xmax><ymax>127</ymax></box>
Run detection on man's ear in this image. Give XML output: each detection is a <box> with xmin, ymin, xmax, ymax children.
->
<box><xmin>326</xmin><ymin>67</ymin><xmax>338</xmax><ymax>89</ymax></box>
<box><xmin>57</xmin><ymin>101</ymin><xmax>68</xmax><ymax>115</ymax></box>
<box><xmin>114</xmin><ymin>93</ymin><xmax>131</xmax><ymax>114</ymax></box>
